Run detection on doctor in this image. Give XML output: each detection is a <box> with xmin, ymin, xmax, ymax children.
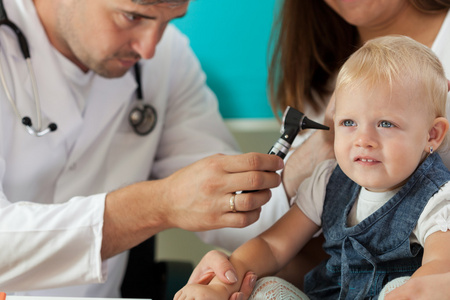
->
<box><xmin>0</xmin><ymin>0</ymin><xmax>283</xmax><ymax>297</ymax></box>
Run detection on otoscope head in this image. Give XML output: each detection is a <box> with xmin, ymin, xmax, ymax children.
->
<box><xmin>281</xmin><ymin>106</ymin><xmax>329</xmax><ymax>133</ymax></box>
<box><xmin>268</xmin><ymin>106</ymin><xmax>329</xmax><ymax>159</ymax></box>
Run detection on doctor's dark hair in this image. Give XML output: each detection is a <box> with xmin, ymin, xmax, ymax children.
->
<box><xmin>268</xmin><ymin>0</ymin><xmax>450</xmax><ymax>118</ymax></box>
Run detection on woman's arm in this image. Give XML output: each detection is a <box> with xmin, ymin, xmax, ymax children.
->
<box><xmin>384</xmin><ymin>230</ymin><xmax>450</xmax><ymax>300</ymax></box>
<box><xmin>384</xmin><ymin>272</ymin><xmax>450</xmax><ymax>300</ymax></box>
<box><xmin>282</xmin><ymin>131</ymin><xmax>335</xmax><ymax>199</ymax></box>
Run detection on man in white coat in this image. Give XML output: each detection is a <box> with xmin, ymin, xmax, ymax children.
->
<box><xmin>0</xmin><ymin>0</ymin><xmax>283</xmax><ymax>297</ymax></box>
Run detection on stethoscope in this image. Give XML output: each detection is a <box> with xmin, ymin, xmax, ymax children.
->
<box><xmin>0</xmin><ymin>0</ymin><xmax>157</xmax><ymax>137</ymax></box>
<box><xmin>129</xmin><ymin>63</ymin><xmax>157</xmax><ymax>136</ymax></box>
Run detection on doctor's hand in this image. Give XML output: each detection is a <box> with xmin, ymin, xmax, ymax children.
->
<box><xmin>161</xmin><ymin>152</ymin><xmax>283</xmax><ymax>232</ymax></box>
<box><xmin>188</xmin><ymin>250</ymin><xmax>257</xmax><ymax>300</ymax></box>
<box><xmin>101</xmin><ymin>152</ymin><xmax>282</xmax><ymax>260</ymax></box>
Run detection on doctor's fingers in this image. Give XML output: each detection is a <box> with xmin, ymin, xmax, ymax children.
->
<box><xmin>227</xmin><ymin>190</ymin><xmax>272</xmax><ymax>213</ymax></box>
<box><xmin>217</xmin><ymin>190</ymin><xmax>271</xmax><ymax>229</ymax></box>
<box><xmin>220</xmin><ymin>206</ymin><xmax>263</xmax><ymax>229</ymax></box>
<box><xmin>223</xmin><ymin>168</ymin><xmax>282</xmax><ymax>193</ymax></box>
<box><xmin>220</xmin><ymin>152</ymin><xmax>284</xmax><ymax>173</ymax></box>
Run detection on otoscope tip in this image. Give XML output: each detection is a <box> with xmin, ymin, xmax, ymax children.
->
<box><xmin>301</xmin><ymin>117</ymin><xmax>330</xmax><ymax>131</ymax></box>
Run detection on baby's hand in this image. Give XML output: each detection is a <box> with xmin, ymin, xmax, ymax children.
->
<box><xmin>174</xmin><ymin>283</ymin><xmax>229</xmax><ymax>300</ymax></box>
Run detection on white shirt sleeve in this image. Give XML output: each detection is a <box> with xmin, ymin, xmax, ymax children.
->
<box><xmin>294</xmin><ymin>159</ymin><xmax>337</xmax><ymax>227</ymax></box>
<box><xmin>0</xmin><ymin>193</ymin><xmax>106</xmax><ymax>292</ymax></box>
<box><xmin>414</xmin><ymin>182</ymin><xmax>450</xmax><ymax>246</ymax></box>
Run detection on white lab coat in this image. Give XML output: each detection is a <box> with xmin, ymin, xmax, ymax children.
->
<box><xmin>0</xmin><ymin>0</ymin><xmax>239</xmax><ymax>296</ymax></box>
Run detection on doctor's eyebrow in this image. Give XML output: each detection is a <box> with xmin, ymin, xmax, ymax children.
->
<box><xmin>122</xmin><ymin>10</ymin><xmax>187</xmax><ymax>21</ymax></box>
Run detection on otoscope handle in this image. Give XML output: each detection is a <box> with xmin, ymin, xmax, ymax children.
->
<box><xmin>243</xmin><ymin>128</ymin><xmax>297</xmax><ymax>193</ymax></box>
<box><xmin>268</xmin><ymin>124</ymin><xmax>301</xmax><ymax>159</ymax></box>
<box><xmin>242</xmin><ymin>107</ymin><xmax>328</xmax><ymax>194</ymax></box>
<box><xmin>268</xmin><ymin>138</ymin><xmax>291</xmax><ymax>159</ymax></box>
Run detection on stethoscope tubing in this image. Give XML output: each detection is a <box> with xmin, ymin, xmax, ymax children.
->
<box><xmin>0</xmin><ymin>1</ymin><xmax>50</xmax><ymax>135</ymax></box>
<box><xmin>0</xmin><ymin>0</ymin><xmax>156</xmax><ymax>137</ymax></box>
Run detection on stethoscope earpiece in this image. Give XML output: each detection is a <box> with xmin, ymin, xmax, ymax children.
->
<box><xmin>22</xmin><ymin>116</ymin><xmax>57</xmax><ymax>137</ymax></box>
<box><xmin>21</xmin><ymin>116</ymin><xmax>32</xmax><ymax>126</ymax></box>
<box><xmin>0</xmin><ymin>2</ymin><xmax>58</xmax><ymax>137</ymax></box>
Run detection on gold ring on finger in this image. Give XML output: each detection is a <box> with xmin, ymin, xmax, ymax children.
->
<box><xmin>229</xmin><ymin>194</ymin><xmax>237</xmax><ymax>213</ymax></box>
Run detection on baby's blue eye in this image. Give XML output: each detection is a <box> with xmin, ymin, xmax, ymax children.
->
<box><xmin>379</xmin><ymin>121</ymin><xmax>394</xmax><ymax>128</ymax></box>
<box><xmin>342</xmin><ymin>120</ymin><xmax>355</xmax><ymax>127</ymax></box>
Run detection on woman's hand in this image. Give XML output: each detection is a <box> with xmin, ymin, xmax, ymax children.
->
<box><xmin>385</xmin><ymin>273</ymin><xmax>450</xmax><ymax>300</ymax></box>
<box><xmin>187</xmin><ymin>250</ymin><xmax>257</xmax><ymax>300</ymax></box>
<box><xmin>175</xmin><ymin>282</ymin><xmax>230</xmax><ymax>300</ymax></box>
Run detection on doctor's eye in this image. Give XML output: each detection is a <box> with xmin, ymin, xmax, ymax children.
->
<box><xmin>123</xmin><ymin>13</ymin><xmax>143</xmax><ymax>22</ymax></box>
<box><xmin>341</xmin><ymin>119</ymin><xmax>356</xmax><ymax>127</ymax></box>
<box><xmin>378</xmin><ymin>121</ymin><xmax>395</xmax><ymax>128</ymax></box>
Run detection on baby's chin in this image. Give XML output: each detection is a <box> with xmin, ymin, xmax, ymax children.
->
<box><xmin>363</xmin><ymin>187</ymin><xmax>394</xmax><ymax>193</ymax></box>
<box><xmin>362</xmin><ymin>180</ymin><xmax>406</xmax><ymax>193</ymax></box>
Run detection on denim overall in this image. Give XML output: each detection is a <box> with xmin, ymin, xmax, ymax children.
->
<box><xmin>304</xmin><ymin>154</ymin><xmax>450</xmax><ymax>300</ymax></box>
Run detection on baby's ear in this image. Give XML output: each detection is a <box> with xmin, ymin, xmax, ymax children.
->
<box><xmin>426</xmin><ymin>117</ymin><xmax>450</xmax><ymax>153</ymax></box>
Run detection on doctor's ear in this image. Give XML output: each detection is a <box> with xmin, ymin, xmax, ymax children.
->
<box><xmin>426</xmin><ymin>117</ymin><xmax>450</xmax><ymax>152</ymax></box>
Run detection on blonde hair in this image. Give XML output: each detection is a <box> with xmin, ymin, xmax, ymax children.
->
<box><xmin>336</xmin><ymin>35</ymin><xmax>448</xmax><ymax>120</ymax></box>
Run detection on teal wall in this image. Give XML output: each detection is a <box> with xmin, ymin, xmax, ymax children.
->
<box><xmin>172</xmin><ymin>1</ymin><xmax>277</xmax><ymax>119</ymax></box>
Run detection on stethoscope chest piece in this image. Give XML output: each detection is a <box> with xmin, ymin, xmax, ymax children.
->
<box><xmin>129</xmin><ymin>104</ymin><xmax>157</xmax><ymax>136</ymax></box>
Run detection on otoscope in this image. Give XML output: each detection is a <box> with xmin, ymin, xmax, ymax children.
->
<box><xmin>268</xmin><ymin>106</ymin><xmax>330</xmax><ymax>159</ymax></box>
<box><xmin>241</xmin><ymin>106</ymin><xmax>329</xmax><ymax>194</ymax></box>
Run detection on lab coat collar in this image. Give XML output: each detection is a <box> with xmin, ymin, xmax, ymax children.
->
<box><xmin>26</xmin><ymin>50</ymin><xmax>136</xmax><ymax>151</ymax></box>
<box><xmin>67</xmin><ymin>73</ymin><xmax>136</xmax><ymax>164</ymax></box>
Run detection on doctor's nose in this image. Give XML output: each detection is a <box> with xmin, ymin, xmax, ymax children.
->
<box><xmin>130</xmin><ymin>27</ymin><xmax>163</xmax><ymax>60</ymax></box>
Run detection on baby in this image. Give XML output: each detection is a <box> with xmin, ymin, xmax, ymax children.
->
<box><xmin>176</xmin><ymin>35</ymin><xmax>450</xmax><ymax>299</ymax></box>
